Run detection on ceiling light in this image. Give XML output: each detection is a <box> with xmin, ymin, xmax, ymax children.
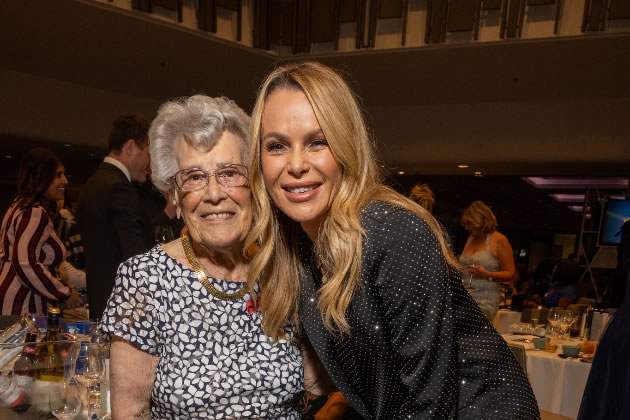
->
<box><xmin>523</xmin><ymin>177</ymin><xmax>629</xmax><ymax>189</ymax></box>
<box><xmin>474</xmin><ymin>171</ymin><xmax>482</xmax><ymax>177</ymax></box>
<box><xmin>397</xmin><ymin>171</ymin><xmax>405</xmax><ymax>175</ymax></box>
<box><xmin>64</xmin><ymin>143</ymin><xmax>72</xmax><ymax>147</ymax></box>
<box><xmin>457</xmin><ymin>164</ymin><xmax>469</xmax><ymax>169</ymax></box>
<box><xmin>5</xmin><ymin>155</ymin><xmax>14</xmax><ymax>159</ymax></box>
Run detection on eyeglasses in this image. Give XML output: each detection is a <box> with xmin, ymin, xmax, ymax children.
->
<box><xmin>172</xmin><ymin>164</ymin><xmax>248</xmax><ymax>192</ymax></box>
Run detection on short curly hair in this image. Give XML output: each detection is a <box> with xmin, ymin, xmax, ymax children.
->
<box><xmin>148</xmin><ymin>95</ymin><xmax>250</xmax><ymax>195</ymax></box>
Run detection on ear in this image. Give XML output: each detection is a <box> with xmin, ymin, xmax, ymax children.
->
<box><xmin>120</xmin><ymin>139</ymin><xmax>137</xmax><ymax>156</ymax></box>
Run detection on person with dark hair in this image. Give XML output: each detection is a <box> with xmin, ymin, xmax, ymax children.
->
<box><xmin>541</xmin><ymin>259</ymin><xmax>579</xmax><ymax>308</ymax></box>
<box><xmin>0</xmin><ymin>148</ymin><xmax>83</xmax><ymax>315</ymax></box>
<box><xmin>78</xmin><ymin>113</ymin><xmax>172</xmax><ymax>319</ymax></box>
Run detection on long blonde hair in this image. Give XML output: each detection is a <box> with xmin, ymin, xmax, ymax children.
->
<box><xmin>246</xmin><ymin>61</ymin><xmax>458</xmax><ymax>339</ymax></box>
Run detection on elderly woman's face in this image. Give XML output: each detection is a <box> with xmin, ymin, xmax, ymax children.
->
<box><xmin>175</xmin><ymin>132</ymin><xmax>251</xmax><ymax>253</ymax></box>
<box><xmin>260</xmin><ymin>88</ymin><xmax>342</xmax><ymax>240</ymax></box>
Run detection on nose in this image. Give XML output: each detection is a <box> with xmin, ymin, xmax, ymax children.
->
<box><xmin>202</xmin><ymin>174</ymin><xmax>228</xmax><ymax>203</ymax></box>
<box><xmin>287</xmin><ymin>148</ymin><xmax>309</xmax><ymax>177</ymax></box>
<box><xmin>61</xmin><ymin>174</ymin><xmax>69</xmax><ymax>184</ymax></box>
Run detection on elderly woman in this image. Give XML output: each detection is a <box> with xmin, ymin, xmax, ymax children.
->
<box><xmin>100</xmin><ymin>95</ymin><xmax>303</xmax><ymax>419</ymax></box>
<box><xmin>0</xmin><ymin>148</ymin><xmax>83</xmax><ymax>315</ymax></box>
<box><xmin>460</xmin><ymin>200</ymin><xmax>517</xmax><ymax>320</ymax></box>
<box><xmin>246</xmin><ymin>62</ymin><xmax>538</xmax><ymax>419</ymax></box>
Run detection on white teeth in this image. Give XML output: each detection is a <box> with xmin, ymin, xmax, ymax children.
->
<box><xmin>288</xmin><ymin>185</ymin><xmax>316</xmax><ymax>193</ymax></box>
<box><xmin>202</xmin><ymin>212</ymin><xmax>232</xmax><ymax>221</ymax></box>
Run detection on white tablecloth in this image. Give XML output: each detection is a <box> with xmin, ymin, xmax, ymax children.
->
<box><xmin>504</xmin><ymin>335</ymin><xmax>592</xmax><ymax>420</ymax></box>
<box><xmin>492</xmin><ymin>309</ymin><xmax>522</xmax><ymax>334</ymax></box>
<box><xmin>526</xmin><ymin>348</ymin><xmax>591</xmax><ymax>419</ymax></box>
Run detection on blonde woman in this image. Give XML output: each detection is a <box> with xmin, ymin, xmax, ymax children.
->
<box><xmin>246</xmin><ymin>62</ymin><xmax>538</xmax><ymax>419</ymax></box>
<box><xmin>409</xmin><ymin>183</ymin><xmax>435</xmax><ymax>214</ymax></box>
<box><xmin>460</xmin><ymin>200</ymin><xmax>517</xmax><ymax>321</ymax></box>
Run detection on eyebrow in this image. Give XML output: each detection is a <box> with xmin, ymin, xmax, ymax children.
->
<box><xmin>179</xmin><ymin>162</ymin><xmax>242</xmax><ymax>171</ymax></box>
<box><xmin>262</xmin><ymin>129</ymin><xmax>324</xmax><ymax>141</ymax></box>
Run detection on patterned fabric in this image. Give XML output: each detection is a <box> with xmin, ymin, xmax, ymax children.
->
<box><xmin>0</xmin><ymin>200</ymin><xmax>70</xmax><ymax>315</ymax></box>
<box><xmin>460</xmin><ymin>234</ymin><xmax>502</xmax><ymax>320</ymax></box>
<box><xmin>101</xmin><ymin>246</ymin><xmax>303</xmax><ymax>419</ymax></box>
<box><xmin>55</xmin><ymin>209</ymin><xmax>85</xmax><ymax>270</ymax></box>
<box><xmin>299</xmin><ymin>201</ymin><xmax>539</xmax><ymax>419</ymax></box>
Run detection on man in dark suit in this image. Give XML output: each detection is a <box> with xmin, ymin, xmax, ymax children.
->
<box><xmin>78</xmin><ymin>114</ymin><xmax>155</xmax><ymax>320</ymax></box>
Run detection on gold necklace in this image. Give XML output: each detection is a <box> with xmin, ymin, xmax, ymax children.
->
<box><xmin>181</xmin><ymin>233</ymin><xmax>249</xmax><ymax>302</ymax></box>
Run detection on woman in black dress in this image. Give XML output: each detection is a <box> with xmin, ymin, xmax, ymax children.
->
<box><xmin>245</xmin><ymin>61</ymin><xmax>539</xmax><ymax>419</ymax></box>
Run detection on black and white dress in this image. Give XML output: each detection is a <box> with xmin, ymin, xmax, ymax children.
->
<box><xmin>101</xmin><ymin>246</ymin><xmax>303</xmax><ymax>419</ymax></box>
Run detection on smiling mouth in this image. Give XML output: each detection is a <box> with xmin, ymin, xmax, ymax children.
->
<box><xmin>201</xmin><ymin>212</ymin><xmax>234</xmax><ymax>221</ymax></box>
<box><xmin>284</xmin><ymin>184</ymin><xmax>320</xmax><ymax>194</ymax></box>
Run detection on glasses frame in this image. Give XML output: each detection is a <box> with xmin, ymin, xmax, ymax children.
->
<box><xmin>171</xmin><ymin>164</ymin><xmax>249</xmax><ymax>192</ymax></box>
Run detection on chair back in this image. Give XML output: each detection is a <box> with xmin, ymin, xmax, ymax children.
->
<box><xmin>508</xmin><ymin>343</ymin><xmax>527</xmax><ymax>375</ymax></box>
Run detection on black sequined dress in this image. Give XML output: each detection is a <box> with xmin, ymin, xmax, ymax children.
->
<box><xmin>299</xmin><ymin>201</ymin><xmax>539</xmax><ymax>419</ymax></box>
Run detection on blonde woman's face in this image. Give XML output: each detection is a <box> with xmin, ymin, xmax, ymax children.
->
<box><xmin>260</xmin><ymin>88</ymin><xmax>342</xmax><ymax>240</ymax></box>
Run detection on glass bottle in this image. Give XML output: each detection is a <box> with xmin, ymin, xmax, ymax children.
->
<box><xmin>12</xmin><ymin>329</ymin><xmax>40</xmax><ymax>386</ymax></box>
<box><xmin>36</xmin><ymin>307</ymin><xmax>64</xmax><ymax>382</ymax></box>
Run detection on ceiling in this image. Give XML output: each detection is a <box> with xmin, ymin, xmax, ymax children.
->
<box><xmin>1</xmin><ymin>0</ymin><xmax>629</xmax><ymax>237</ymax></box>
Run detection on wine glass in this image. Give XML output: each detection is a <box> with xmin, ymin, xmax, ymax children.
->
<box><xmin>548</xmin><ymin>307</ymin><xmax>563</xmax><ymax>345</ymax></box>
<box><xmin>559</xmin><ymin>310</ymin><xmax>574</xmax><ymax>342</ymax></box>
<box><xmin>49</xmin><ymin>380</ymin><xmax>81</xmax><ymax>420</ymax></box>
<box><xmin>74</xmin><ymin>342</ymin><xmax>105</xmax><ymax>419</ymax></box>
<box><xmin>529</xmin><ymin>308</ymin><xmax>540</xmax><ymax>330</ymax></box>
<box><xmin>561</xmin><ymin>309</ymin><xmax>578</xmax><ymax>340</ymax></box>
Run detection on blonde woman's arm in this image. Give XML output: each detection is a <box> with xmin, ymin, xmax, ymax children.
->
<box><xmin>469</xmin><ymin>232</ymin><xmax>517</xmax><ymax>286</ymax></box>
<box><xmin>110</xmin><ymin>336</ymin><xmax>159</xmax><ymax>419</ymax></box>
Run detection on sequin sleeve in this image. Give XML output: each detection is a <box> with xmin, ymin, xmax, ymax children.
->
<box><xmin>364</xmin><ymin>207</ymin><xmax>460</xmax><ymax>417</ymax></box>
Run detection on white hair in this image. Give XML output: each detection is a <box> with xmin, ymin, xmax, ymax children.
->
<box><xmin>149</xmin><ymin>95</ymin><xmax>250</xmax><ymax>195</ymax></box>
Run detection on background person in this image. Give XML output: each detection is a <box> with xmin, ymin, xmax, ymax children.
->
<box><xmin>246</xmin><ymin>61</ymin><xmax>538</xmax><ymax>419</ymax></box>
<box><xmin>101</xmin><ymin>95</ymin><xmax>303</xmax><ymax>419</ymax></box>
<box><xmin>0</xmin><ymin>148</ymin><xmax>83</xmax><ymax>315</ymax></box>
<box><xmin>541</xmin><ymin>259</ymin><xmax>578</xmax><ymax>308</ymax></box>
<box><xmin>409</xmin><ymin>183</ymin><xmax>435</xmax><ymax>213</ymax></box>
<box><xmin>460</xmin><ymin>200</ymin><xmax>517</xmax><ymax>320</ymax></box>
<box><xmin>78</xmin><ymin>113</ymin><xmax>157</xmax><ymax>320</ymax></box>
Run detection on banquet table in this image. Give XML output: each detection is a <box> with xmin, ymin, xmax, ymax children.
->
<box><xmin>504</xmin><ymin>336</ymin><xmax>592</xmax><ymax>419</ymax></box>
<box><xmin>492</xmin><ymin>309</ymin><xmax>522</xmax><ymax>334</ymax></box>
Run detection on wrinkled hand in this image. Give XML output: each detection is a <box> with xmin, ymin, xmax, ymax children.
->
<box><xmin>65</xmin><ymin>290</ymin><xmax>84</xmax><ymax>309</ymax></box>
<box><xmin>467</xmin><ymin>264</ymin><xmax>491</xmax><ymax>279</ymax></box>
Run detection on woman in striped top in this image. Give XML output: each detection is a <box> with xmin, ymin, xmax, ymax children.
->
<box><xmin>0</xmin><ymin>148</ymin><xmax>83</xmax><ymax>315</ymax></box>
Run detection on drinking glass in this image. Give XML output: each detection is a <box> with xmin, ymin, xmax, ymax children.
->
<box><xmin>529</xmin><ymin>308</ymin><xmax>540</xmax><ymax>330</ymax></box>
<box><xmin>562</xmin><ymin>309</ymin><xmax>578</xmax><ymax>340</ymax></box>
<box><xmin>548</xmin><ymin>307</ymin><xmax>564</xmax><ymax>343</ymax></box>
<box><xmin>560</xmin><ymin>310</ymin><xmax>573</xmax><ymax>338</ymax></box>
<box><xmin>49</xmin><ymin>380</ymin><xmax>81</xmax><ymax>420</ymax></box>
<box><xmin>75</xmin><ymin>342</ymin><xmax>105</xmax><ymax>419</ymax></box>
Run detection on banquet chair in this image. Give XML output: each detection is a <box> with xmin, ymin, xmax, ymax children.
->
<box><xmin>507</xmin><ymin>343</ymin><xmax>528</xmax><ymax>375</ymax></box>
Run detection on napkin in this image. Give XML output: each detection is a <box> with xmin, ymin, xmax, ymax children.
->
<box><xmin>503</xmin><ymin>334</ymin><xmax>538</xmax><ymax>350</ymax></box>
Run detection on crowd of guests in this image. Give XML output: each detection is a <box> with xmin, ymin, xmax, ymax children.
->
<box><xmin>1</xmin><ymin>61</ymin><xmax>626</xmax><ymax>419</ymax></box>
